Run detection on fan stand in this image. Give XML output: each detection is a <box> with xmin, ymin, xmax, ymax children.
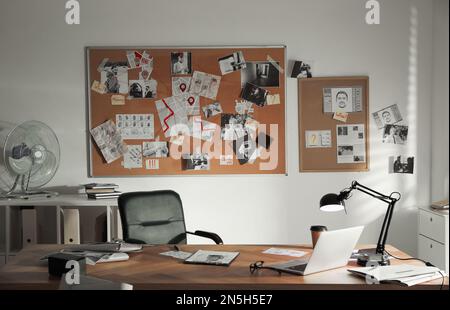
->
<box><xmin>1</xmin><ymin>174</ymin><xmax>58</xmax><ymax>200</ymax></box>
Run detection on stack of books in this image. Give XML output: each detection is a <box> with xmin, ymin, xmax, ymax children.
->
<box><xmin>83</xmin><ymin>183</ymin><xmax>121</xmax><ymax>200</ymax></box>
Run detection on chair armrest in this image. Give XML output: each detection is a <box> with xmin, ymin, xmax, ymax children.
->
<box><xmin>187</xmin><ymin>230</ymin><xmax>223</xmax><ymax>244</ymax></box>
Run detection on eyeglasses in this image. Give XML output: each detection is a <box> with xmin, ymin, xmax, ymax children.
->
<box><xmin>249</xmin><ymin>261</ymin><xmax>282</xmax><ymax>275</ymax></box>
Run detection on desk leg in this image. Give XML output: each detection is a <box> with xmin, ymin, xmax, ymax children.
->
<box><xmin>55</xmin><ymin>205</ymin><xmax>62</xmax><ymax>244</ymax></box>
<box><xmin>4</xmin><ymin>206</ymin><xmax>10</xmax><ymax>264</ymax></box>
<box><xmin>106</xmin><ymin>206</ymin><xmax>111</xmax><ymax>242</ymax></box>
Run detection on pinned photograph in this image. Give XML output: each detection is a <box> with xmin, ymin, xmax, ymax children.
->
<box><xmin>116</xmin><ymin>114</ymin><xmax>154</xmax><ymax>139</ymax></box>
<box><xmin>389</xmin><ymin>156</ymin><xmax>414</xmax><ymax>174</ymax></box>
<box><xmin>218</xmin><ymin>51</ymin><xmax>246</xmax><ymax>75</ymax></box>
<box><xmin>305</xmin><ymin>130</ymin><xmax>332</xmax><ymax>148</ymax></box>
<box><xmin>171</xmin><ymin>52</ymin><xmax>192</xmax><ymax>75</ymax></box>
<box><xmin>142</xmin><ymin>141</ymin><xmax>169</xmax><ymax>158</ymax></box>
<box><xmin>126</xmin><ymin>50</ymin><xmax>150</xmax><ymax>69</ymax></box>
<box><xmin>336</xmin><ymin>124</ymin><xmax>366</xmax><ymax>164</ymax></box>
<box><xmin>241</xmin><ymin>62</ymin><xmax>280</xmax><ymax>87</ymax></box>
<box><xmin>123</xmin><ymin>145</ymin><xmax>143</xmax><ymax>169</ymax></box>
<box><xmin>202</xmin><ymin>102</ymin><xmax>223</xmax><ymax>118</ymax></box>
<box><xmin>323</xmin><ymin>87</ymin><xmax>363</xmax><ymax>113</ymax></box>
<box><xmin>372</xmin><ymin>104</ymin><xmax>403</xmax><ymax>129</ymax></box>
<box><xmin>90</xmin><ymin>120</ymin><xmax>127</xmax><ymax>164</ymax></box>
<box><xmin>290</xmin><ymin>60</ymin><xmax>313</xmax><ymax>78</ymax></box>
<box><xmin>182</xmin><ymin>153</ymin><xmax>210</xmax><ymax>171</ymax></box>
<box><xmin>235</xmin><ymin>100</ymin><xmax>254</xmax><ymax>115</ymax></box>
<box><xmin>233</xmin><ymin>133</ymin><xmax>258</xmax><ymax>165</ymax></box>
<box><xmin>172</xmin><ymin>77</ymin><xmax>191</xmax><ymax>96</ymax></box>
<box><xmin>382</xmin><ymin>125</ymin><xmax>408</xmax><ymax>144</ymax></box>
<box><xmin>241</xmin><ymin>83</ymin><xmax>268</xmax><ymax>107</ymax></box>
<box><xmin>220</xmin><ymin>114</ymin><xmax>251</xmax><ymax>141</ymax></box>
<box><xmin>100</xmin><ymin>61</ymin><xmax>129</xmax><ymax>94</ymax></box>
<box><xmin>189</xmin><ymin>71</ymin><xmax>221</xmax><ymax>100</ymax></box>
<box><xmin>128</xmin><ymin>79</ymin><xmax>157</xmax><ymax>99</ymax></box>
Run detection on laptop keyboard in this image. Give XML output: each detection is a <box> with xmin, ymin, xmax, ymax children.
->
<box><xmin>287</xmin><ymin>264</ymin><xmax>307</xmax><ymax>272</ymax></box>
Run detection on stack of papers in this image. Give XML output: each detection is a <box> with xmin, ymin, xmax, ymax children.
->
<box><xmin>65</xmin><ymin>242</ymin><xmax>142</xmax><ymax>253</ymax></box>
<box><xmin>348</xmin><ymin>264</ymin><xmax>445</xmax><ymax>287</ymax></box>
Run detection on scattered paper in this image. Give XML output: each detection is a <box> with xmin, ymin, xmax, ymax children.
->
<box><xmin>182</xmin><ymin>153</ymin><xmax>210</xmax><ymax>170</ymax></box>
<box><xmin>91</xmin><ymin>80</ymin><xmax>106</xmax><ymax>94</ymax></box>
<box><xmin>116</xmin><ymin>114</ymin><xmax>154</xmax><ymax>139</ymax></box>
<box><xmin>323</xmin><ymin>87</ymin><xmax>363</xmax><ymax>113</ymax></box>
<box><xmin>219</xmin><ymin>155</ymin><xmax>233</xmax><ymax>165</ymax></box>
<box><xmin>142</xmin><ymin>141</ymin><xmax>169</xmax><ymax>158</ymax></box>
<box><xmin>337</xmin><ymin>124</ymin><xmax>366</xmax><ymax>163</ymax></box>
<box><xmin>241</xmin><ymin>83</ymin><xmax>268</xmax><ymax>107</ymax></box>
<box><xmin>389</xmin><ymin>155</ymin><xmax>414</xmax><ymax>174</ymax></box>
<box><xmin>202</xmin><ymin>102</ymin><xmax>223</xmax><ymax>118</ymax></box>
<box><xmin>90</xmin><ymin>120</ymin><xmax>127</xmax><ymax>164</ymax></box>
<box><xmin>266</xmin><ymin>94</ymin><xmax>280</xmax><ymax>105</ymax></box>
<box><xmin>171</xmin><ymin>52</ymin><xmax>192</xmax><ymax>75</ymax></box>
<box><xmin>235</xmin><ymin>100</ymin><xmax>254</xmax><ymax>115</ymax></box>
<box><xmin>189</xmin><ymin>71</ymin><xmax>221</xmax><ymax>100</ymax></box>
<box><xmin>123</xmin><ymin>145</ymin><xmax>142</xmax><ymax>169</ymax></box>
<box><xmin>126</xmin><ymin>50</ymin><xmax>150</xmax><ymax>69</ymax></box>
<box><xmin>155</xmin><ymin>96</ymin><xmax>189</xmax><ymax>138</ymax></box>
<box><xmin>305</xmin><ymin>130</ymin><xmax>332</xmax><ymax>148</ymax></box>
<box><xmin>172</xmin><ymin>77</ymin><xmax>191</xmax><ymax>96</ymax></box>
<box><xmin>181</xmin><ymin>93</ymin><xmax>200</xmax><ymax>116</ymax></box>
<box><xmin>100</xmin><ymin>61</ymin><xmax>129</xmax><ymax>94</ymax></box>
<box><xmin>111</xmin><ymin>94</ymin><xmax>125</xmax><ymax>106</ymax></box>
<box><xmin>333</xmin><ymin>111</ymin><xmax>349</xmax><ymax>122</ymax></box>
<box><xmin>146</xmin><ymin>159</ymin><xmax>160</xmax><ymax>170</ymax></box>
<box><xmin>160</xmin><ymin>250</ymin><xmax>192</xmax><ymax>260</ymax></box>
<box><xmin>263</xmin><ymin>248</ymin><xmax>307</xmax><ymax>258</ymax></box>
<box><xmin>372</xmin><ymin>104</ymin><xmax>403</xmax><ymax>129</ymax></box>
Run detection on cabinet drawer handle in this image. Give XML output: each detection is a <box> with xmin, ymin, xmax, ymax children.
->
<box><xmin>430</xmin><ymin>244</ymin><xmax>433</xmax><ymax>249</ymax></box>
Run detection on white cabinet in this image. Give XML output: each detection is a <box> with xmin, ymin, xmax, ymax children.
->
<box><xmin>418</xmin><ymin>207</ymin><xmax>449</xmax><ymax>273</ymax></box>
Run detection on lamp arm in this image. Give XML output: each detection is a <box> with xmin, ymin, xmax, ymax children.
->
<box><xmin>346</xmin><ymin>181</ymin><xmax>399</xmax><ymax>255</ymax></box>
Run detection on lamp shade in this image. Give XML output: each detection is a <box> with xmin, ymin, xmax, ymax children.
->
<box><xmin>319</xmin><ymin>193</ymin><xmax>345</xmax><ymax>212</ymax></box>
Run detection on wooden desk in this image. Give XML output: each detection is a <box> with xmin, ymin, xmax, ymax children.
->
<box><xmin>0</xmin><ymin>244</ymin><xmax>447</xmax><ymax>290</ymax></box>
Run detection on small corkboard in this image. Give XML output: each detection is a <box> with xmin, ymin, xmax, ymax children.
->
<box><xmin>298</xmin><ymin>77</ymin><xmax>370</xmax><ymax>172</ymax></box>
<box><xmin>86</xmin><ymin>46</ymin><xmax>286</xmax><ymax>176</ymax></box>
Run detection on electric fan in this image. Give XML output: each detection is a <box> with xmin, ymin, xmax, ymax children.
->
<box><xmin>0</xmin><ymin>120</ymin><xmax>60</xmax><ymax>199</ymax></box>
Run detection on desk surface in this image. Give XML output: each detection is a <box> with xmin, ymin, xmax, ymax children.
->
<box><xmin>0</xmin><ymin>244</ymin><xmax>447</xmax><ymax>290</ymax></box>
<box><xmin>0</xmin><ymin>194</ymin><xmax>118</xmax><ymax>207</ymax></box>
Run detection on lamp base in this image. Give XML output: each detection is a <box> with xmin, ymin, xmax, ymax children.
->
<box><xmin>356</xmin><ymin>248</ymin><xmax>390</xmax><ymax>266</ymax></box>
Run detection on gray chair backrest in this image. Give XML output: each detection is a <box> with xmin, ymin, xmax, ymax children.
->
<box><xmin>118</xmin><ymin>190</ymin><xmax>187</xmax><ymax>244</ymax></box>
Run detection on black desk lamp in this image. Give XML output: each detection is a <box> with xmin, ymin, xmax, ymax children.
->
<box><xmin>319</xmin><ymin>181</ymin><xmax>401</xmax><ymax>266</ymax></box>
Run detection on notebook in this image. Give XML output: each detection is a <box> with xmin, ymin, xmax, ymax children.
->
<box><xmin>184</xmin><ymin>250</ymin><xmax>239</xmax><ymax>266</ymax></box>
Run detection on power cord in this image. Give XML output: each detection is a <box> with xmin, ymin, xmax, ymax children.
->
<box><xmin>384</xmin><ymin>249</ymin><xmax>446</xmax><ymax>290</ymax></box>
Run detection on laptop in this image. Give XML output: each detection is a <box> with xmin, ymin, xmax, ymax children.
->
<box><xmin>270</xmin><ymin>226</ymin><xmax>364</xmax><ymax>276</ymax></box>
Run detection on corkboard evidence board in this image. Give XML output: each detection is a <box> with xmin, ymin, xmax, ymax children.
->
<box><xmin>87</xmin><ymin>46</ymin><xmax>286</xmax><ymax>176</ymax></box>
<box><xmin>298</xmin><ymin>77</ymin><xmax>370</xmax><ymax>172</ymax></box>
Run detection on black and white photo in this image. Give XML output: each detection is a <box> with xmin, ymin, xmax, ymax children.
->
<box><xmin>202</xmin><ymin>102</ymin><xmax>223</xmax><ymax>118</ymax></box>
<box><xmin>290</xmin><ymin>60</ymin><xmax>313</xmax><ymax>78</ymax></box>
<box><xmin>382</xmin><ymin>125</ymin><xmax>408</xmax><ymax>144</ymax></box>
<box><xmin>99</xmin><ymin>60</ymin><xmax>129</xmax><ymax>94</ymax></box>
<box><xmin>171</xmin><ymin>52</ymin><xmax>192</xmax><ymax>75</ymax></box>
<box><xmin>240</xmin><ymin>83</ymin><xmax>269</xmax><ymax>106</ymax></box>
<box><xmin>218</xmin><ymin>51</ymin><xmax>246</xmax><ymax>75</ymax></box>
<box><xmin>233</xmin><ymin>133</ymin><xmax>258</xmax><ymax>165</ymax></box>
<box><xmin>241</xmin><ymin>62</ymin><xmax>280</xmax><ymax>87</ymax></box>
<box><xmin>128</xmin><ymin>79</ymin><xmax>157</xmax><ymax>99</ymax></box>
<box><xmin>142</xmin><ymin>141</ymin><xmax>169</xmax><ymax>158</ymax></box>
<box><xmin>372</xmin><ymin>104</ymin><xmax>403</xmax><ymax>129</ymax></box>
<box><xmin>389</xmin><ymin>156</ymin><xmax>414</xmax><ymax>174</ymax></box>
<box><xmin>182</xmin><ymin>153</ymin><xmax>210</xmax><ymax>170</ymax></box>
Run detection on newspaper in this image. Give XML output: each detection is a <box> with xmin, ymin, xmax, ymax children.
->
<box><xmin>90</xmin><ymin>120</ymin><xmax>127</xmax><ymax>164</ymax></box>
<box><xmin>336</xmin><ymin>124</ymin><xmax>366</xmax><ymax>163</ymax></box>
<box><xmin>116</xmin><ymin>114</ymin><xmax>154</xmax><ymax>139</ymax></box>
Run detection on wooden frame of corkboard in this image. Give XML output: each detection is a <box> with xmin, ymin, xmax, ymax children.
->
<box><xmin>86</xmin><ymin>46</ymin><xmax>286</xmax><ymax>177</ymax></box>
<box><xmin>298</xmin><ymin>76</ymin><xmax>370</xmax><ymax>172</ymax></box>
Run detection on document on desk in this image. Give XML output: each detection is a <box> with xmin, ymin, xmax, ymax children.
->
<box><xmin>160</xmin><ymin>250</ymin><xmax>193</xmax><ymax>260</ymax></box>
<box><xmin>263</xmin><ymin>248</ymin><xmax>307</xmax><ymax>258</ymax></box>
<box><xmin>65</xmin><ymin>242</ymin><xmax>142</xmax><ymax>253</ymax></box>
<box><xmin>347</xmin><ymin>264</ymin><xmax>445</xmax><ymax>287</ymax></box>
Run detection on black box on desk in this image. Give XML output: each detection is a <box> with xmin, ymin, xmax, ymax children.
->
<box><xmin>48</xmin><ymin>253</ymin><xmax>86</xmax><ymax>277</ymax></box>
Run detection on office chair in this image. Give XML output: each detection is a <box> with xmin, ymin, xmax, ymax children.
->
<box><xmin>118</xmin><ymin>190</ymin><xmax>223</xmax><ymax>245</ymax></box>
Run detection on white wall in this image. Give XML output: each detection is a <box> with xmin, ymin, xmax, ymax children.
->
<box><xmin>0</xmin><ymin>0</ymin><xmax>439</xmax><ymax>255</ymax></box>
<box><xmin>431</xmin><ymin>0</ymin><xmax>449</xmax><ymax>202</ymax></box>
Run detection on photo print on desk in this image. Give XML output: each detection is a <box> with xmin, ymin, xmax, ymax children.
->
<box><xmin>182</xmin><ymin>153</ymin><xmax>210</xmax><ymax>171</ymax></box>
<box><xmin>241</xmin><ymin>83</ymin><xmax>268</xmax><ymax>107</ymax></box>
<box><xmin>128</xmin><ymin>79</ymin><xmax>157</xmax><ymax>99</ymax></box>
<box><xmin>219</xmin><ymin>51</ymin><xmax>246</xmax><ymax>75</ymax></box>
<box><xmin>323</xmin><ymin>87</ymin><xmax>363</xmax><ymax>113</ymax></box>
<box><xmin>241</xmin><ymin>61</ymin><xmax>280</xmax><ymax>87</ymax></box>
<box><xmin>90</xmin><ymin>120</ymin><xmax>127</xmax><ymax>164</ymax></box>
<box><xmin>336</xmin><ymin>124</ymin><xmax>366</xmax><ymax>163</ymax></box>
<box><xmin>389</xmin><ymin>155</ymin><xmax>414</xmax><ymax>174</ymax></box>
<box><xmin>290</xmin><ymin>60</ymin><xmax>313</xmax><ymax>78</ymax></box>
<box><xmin>372</xmin><ymin>104</ymin><xmax>403</xmax><ymax>129</ymax></box>
<box><xmin>382</xmin><ymin>125</ymin><xmax>408</xmax><ymax>144</ymax></box>
<box><xmin>171</xmin><ymin>52</ymin><xmax>192</xmax><ymax>75</ymax></box>
<box><xmin>99</xmin><ymin>60</ymin><xmax>128</xmax><ymax>94</ymax></box>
